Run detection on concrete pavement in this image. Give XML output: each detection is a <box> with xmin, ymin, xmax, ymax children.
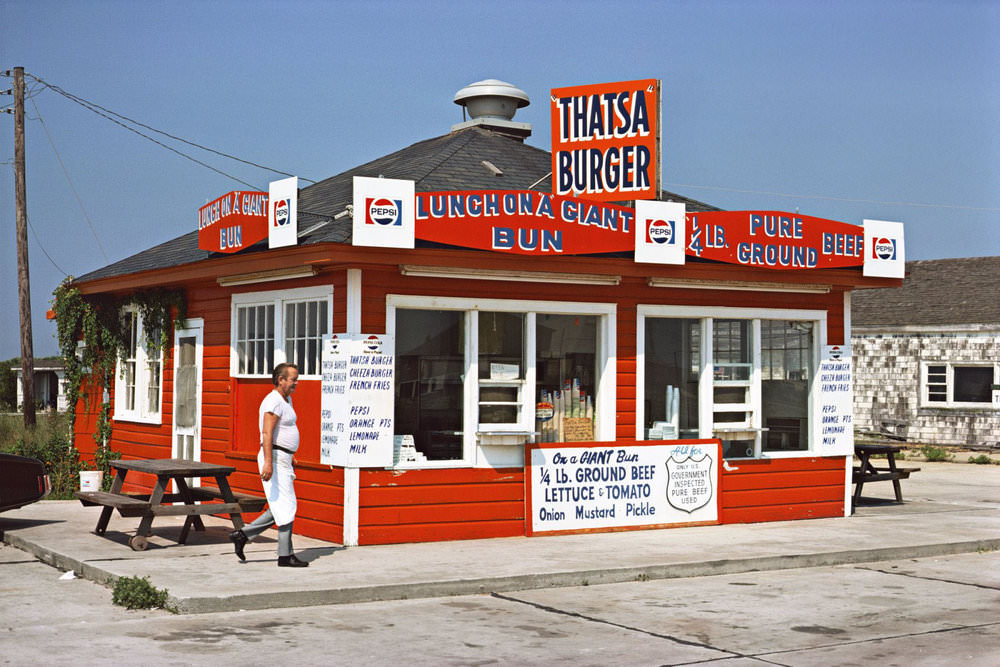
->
<box><xmin>2</xmin><ymin>461</ymin><xmax>998</xmax><ymax>614</ymax></box>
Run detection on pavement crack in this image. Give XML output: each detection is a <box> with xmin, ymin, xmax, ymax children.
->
<box><xmin>855</xmin><ymin>565</ymin><xmax>1000</xmax><ymax>591</ymax></box>
<box><xmin>490</xmin><ymin>592</ymin><xmax>743</xmax><ymax>660</ymax></box>
<box><xmin>756</xmin><ymin>620</ymin><xmax>1000</xmax><ymax>660</ymax></box>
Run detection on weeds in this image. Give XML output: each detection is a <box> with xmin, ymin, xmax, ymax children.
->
<box><xmin>1</xmin><ymin>413</ymin><xmax>83</xmax><ymax>499</ymax></box>
<box><xmin>111</xmin><ymin>575</ymin><xmax>174</xmax><ymax>611</ymax></box>
<box><xmin>919</xmin><ymin>445</ymin><xmax>954</xmax><ymax>462</ymax></box>
<box><xmin>968</xmin><ymin>454</ymin><xmax>995</xmax><ymax>465</ymax></box>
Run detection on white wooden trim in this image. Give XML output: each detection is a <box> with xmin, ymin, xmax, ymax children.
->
<box><xmin>844</xmin><ymin>456</ymin><xmax>854</xmax><ymax>517</ymax></box>
<box><xmin>342</xmin><ymin>466</ymin><xmax>359</xmax><ymax>547</ymax></box>
<box><xmin>346</xmin><ymin>269</ymin><xmax>362</xmax><ymax>334</ymax></box>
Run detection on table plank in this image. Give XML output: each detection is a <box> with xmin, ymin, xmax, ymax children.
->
<box><xmin>111</xmin><ymin>458</ymin><xmax>236</xmax><ymax>476</ymax></box>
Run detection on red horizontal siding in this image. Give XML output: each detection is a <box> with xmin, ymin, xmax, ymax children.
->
<box><xmin>358</xmin><ymin>467</ymin><xmax>524</xmax><ymax>545</ymax></box>
<box><xmin>720</xmin><ymin>456</ymin><xmax>846</xmax><ymax>523</ymax></box>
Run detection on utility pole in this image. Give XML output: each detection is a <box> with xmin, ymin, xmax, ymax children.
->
<box><xmin>13</xmin><ymin>66</ymin><xmax>36</xmax><ymax>427</ymax></box>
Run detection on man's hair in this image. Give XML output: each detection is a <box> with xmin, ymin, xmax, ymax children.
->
<box><xmin>272</xmin><ymin>362</ymin><xmax>299</xmax><ymax>386</ymax></box>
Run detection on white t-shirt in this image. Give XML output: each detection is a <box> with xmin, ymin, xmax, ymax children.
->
<box><xmin>259</xmin><ymin>389</ymin><xmax>299</xmax><ymax>453</ymax></box>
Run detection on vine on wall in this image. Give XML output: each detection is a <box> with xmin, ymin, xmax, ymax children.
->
<box><xmin>53</xmin><ymin>278</ymin><xmax>186</xmax><ymax>485</ymax></box>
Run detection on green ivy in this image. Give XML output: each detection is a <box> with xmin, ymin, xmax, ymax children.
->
<box><xmin>52</xmin><ymin>278</ymin><xmax>185</xmax><ymax>486</ymax></box>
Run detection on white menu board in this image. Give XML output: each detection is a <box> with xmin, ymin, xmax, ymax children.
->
<box><xmin>320</xmin><ymin>334</ymin><xmax>395</xmax><ymax>467</ymax></box>
<box><xmin>528</xmin><ymin>441</ymin><xmax>719</xmax><ymax>535</ymax></box>
<box><xmin>817</xmin><ymin>344</ymin><xmax>854</xmax><ymax>456</ymax></box>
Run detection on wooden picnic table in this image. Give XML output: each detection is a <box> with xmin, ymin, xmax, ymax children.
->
<box><xmin>852</xmin><ymin>443</ymin><xmax>920</xmax><ymax>508</ymax></box>
<box><xmin>75</xmin><ymin>458</ymin><xmax>265</xmax><ymax>551</ymax></box>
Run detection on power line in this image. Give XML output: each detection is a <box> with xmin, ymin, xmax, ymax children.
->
<box><xmin>29</xmin><ymin>94</ymin><xmax>110</xmax><ymax>262</ymax></box>
<box><xmin>26</xmin><ymin>214</ymin><xmax>68</xmax><ymax>277</ymax></box>
<box><xmin>29</xmin><ymin>78</ymin><xmax>260</xmax><ymax>190</ymax></box>
<box><xmin>26</xmin><ymin>73</ymin><xmax>317</xmax><ymax>186</ymax></box>
<box><xmin>665</xmin><ymin>182</ymin><xmax>1000</xmax><ymax>213</ymax></box>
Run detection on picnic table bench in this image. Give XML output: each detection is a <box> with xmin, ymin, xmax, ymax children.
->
<box><xmin>853</xmin><ymin>443</ymin><xmax>920</xmax><ymax>507</ymax></box>
<box><xmin>75</xmin><ymin>458</ymin><xmax>264</xmax><ymax>551</ymax></box>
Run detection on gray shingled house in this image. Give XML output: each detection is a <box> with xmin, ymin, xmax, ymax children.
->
<box><xmin>851</xmin><ymin>257</ymin><xmax>1000</xmax><ymax>447</ymax></box>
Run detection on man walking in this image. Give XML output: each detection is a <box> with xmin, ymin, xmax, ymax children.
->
<box><xmin>230</xmin><ymin>362</ymin><xmax>309</xmax><ymax>567</ymax></box>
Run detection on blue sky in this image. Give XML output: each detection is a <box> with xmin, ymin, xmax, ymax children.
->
<box><xmin>2</xmin><ymin>0</ymin><xmax>998</xmax><ymax>358</ymax></box>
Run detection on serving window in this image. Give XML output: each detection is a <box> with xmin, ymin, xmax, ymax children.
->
<box><xmin>388</xmin><ymin>296</ymin><xmax>615</xmax><ymax>467</ymax></box>
<box><xmin>638</xmin><ymin>305</ymin><xmax>824</xmax><ymax>459</ymax></box>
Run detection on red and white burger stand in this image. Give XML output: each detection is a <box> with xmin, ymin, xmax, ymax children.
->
<box><xmin>70</xmin><ymin>79</ymin><xmax>904</xmax><ymax>546</ymax></box>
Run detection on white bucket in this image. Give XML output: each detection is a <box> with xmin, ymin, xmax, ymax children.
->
<box><xmin>79</xmin><ymin>470</ymin><xmax>103</xmax><ymax>492</ymax></box>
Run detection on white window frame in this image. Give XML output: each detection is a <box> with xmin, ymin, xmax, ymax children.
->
<box><xmin>387</xmin><ymin>295</ymin><xmax>617</xmax><ymax>469</ymax></box>
<box><xmin>920</xmin><ymin>361</ymin><xmax>999</xmax><ymax>409</ymax></box>
<box><xmin>230</xmin><ymin>285</ymin><xmax>333</xmax><ymax>379</ymax></box>
<box><xmin>114</xmin><ymin>308</ymin><xmax>164</xmax><ymax>424</ymax></box>
<box><xmin>637</xmin><ymin>305</ymin><xmax>826</xmax><ymax>459</ymax></box>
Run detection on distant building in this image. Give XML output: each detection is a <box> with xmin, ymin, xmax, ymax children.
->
<box><xmin>852</xmin><ymin>257</ymin><xmax>1000</xmax><ymax>446</ymax></box>
<box><xmin>14</xmin><ymin>358</ymin><xmax>68</xmax><ymax>412</ymax></box>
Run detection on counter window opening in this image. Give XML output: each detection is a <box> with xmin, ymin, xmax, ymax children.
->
<box><xmin>114</xmin><ymin>307</ymin><xmax>164</xmax><ymax>424</ymax></box>
<box><xmin>637</xmin><ymin>305</ymin><xmax>826</xmax><ymax>459</ymax></box>
<box><xmin>387</xmin><ymin>296</ymin><xmax>616</xmax><ymax>468</ymax></box>
<box><xmin>230</xmin><ymin>285</ymin><xmax>333</xmax><ymax>379</ymax></box>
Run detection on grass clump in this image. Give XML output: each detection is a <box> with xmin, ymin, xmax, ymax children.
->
<box><xmin>919</xmin><ymin>445</ymin><xmax>954</xmax><ymax>462</ymax></box>
<box><xmin>112</xmin><ymin>575</ymin><xmax>173</xmax><ymax>611</ymax></box>
<box><xmin>968</xmin><ymin>454</ymin><xmax>995</xmax><ymax>465</ymax></box>
<box><xmin>1</xmin><ymin>413</ymin><xmax>83</xmax><ymax>499</ymax></box>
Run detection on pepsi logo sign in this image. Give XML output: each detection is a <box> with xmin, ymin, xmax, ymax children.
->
<box><xmin>365</xmin><ymin>198</ymin><xmax>403</xmax><ymax>226</ymax></box>
<box><xmin>328</xmin><ymin>335</ymin><xmax>340</xmax><ymax>354</ymax></box>
<box><xmin>872</xmin><ymin>237</ymin><xmax>896</xmax><ymax>260</ymax></box>
<box><xmin>646</xmin><ymin>218</ymin><xmax>675</xmax><ymax>245</ymax></box>
<box><xmin>364</xmin><ymin>335</ymin><xmax>382</xmax><ymax>354</ymax></box>
<box><xmin>829</xmin><ymin>345</ymin><xmax>842</xmax><ymax>360</ymax></box>
<box><xmin>273</xmin><ymin>199</ymin><xmax>290</xmax><ymax>227</ymax></box>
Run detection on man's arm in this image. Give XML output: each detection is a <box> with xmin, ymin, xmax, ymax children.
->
<box><xmin>260</xmin><ymin>411</ymin><xmax>279</xmax><ymax>481</ymax></box>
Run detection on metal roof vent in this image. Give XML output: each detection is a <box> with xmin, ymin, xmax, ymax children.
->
<box><xmin>452</xmin><ymin>79</ymin><xmax>531</xmax><ymax>140</ymax></box>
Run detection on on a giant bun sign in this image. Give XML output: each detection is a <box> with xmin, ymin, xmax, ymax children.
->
<box><xmin>550</xmin><ymin>78</ymin><xmax>660</xmax><ymax>202</ymax></box>
<box><xmin>198</xmin><ymin>191</ymin><xmax>269</xmax><ymax>253</ymax></box>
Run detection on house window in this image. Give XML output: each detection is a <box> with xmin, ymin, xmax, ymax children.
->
<box><xmin>389</xmin><ymin>296</ymin><xmax>614</xmax><ymax>466</ymax></box>
<box><xmin>640</xmin><ymin>306</ymin><xmax>823</xmax><ymax>459</ymax></box>
<box><xmin>923</xmin><ymin>362</ymin><xmax>997</xmax><ymax>408</ymax></box>
<box><xmin>284</xmin><ymin>299</ymin><xmax>329</xmax><ymax>376</ymax></box>
<box><xmin>235</xmin><ymin>304</ymin><xmax>275</xmax><ymax>375</ymax></box>
<box><xmin>114</xmin><ymin>309</ymin><xmax>163</xmax><ymax>423</ymax></box>
<box><xmin>231</xmin><ymin>286</ymin><xmax>332</xmax><ymax>378</ymax></box>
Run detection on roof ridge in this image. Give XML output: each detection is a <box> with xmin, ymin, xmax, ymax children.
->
<box><xmin>414</xmin><ymin>130</ymin><xmax>479</xmax><ymax>187</ymax></box>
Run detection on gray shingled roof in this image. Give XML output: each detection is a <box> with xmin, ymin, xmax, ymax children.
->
<box><xmin>852</xmin><ymin>256</ymin><xmax>1000</xmax><ymax>328</ymax></box>
<box><xmin>77</xmin><ymin>126</ymin><xmax>719</xmax><ymax>283</ymax></box>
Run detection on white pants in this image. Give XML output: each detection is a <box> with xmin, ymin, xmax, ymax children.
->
<box><xmin>257</xmin><ymin>448</ymin><xmax>297</xmax><ymax>526</ymax></box>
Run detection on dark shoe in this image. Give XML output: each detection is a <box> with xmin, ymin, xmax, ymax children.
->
<box><xmin>277</xmin><ymin>554</ymin><xmax>309</xmax><ymax>567</ymax></box>
<box><xmin>229</xmin><ymin>530</ymin><xmax>248</xmax><ymax>562</ymax></box>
